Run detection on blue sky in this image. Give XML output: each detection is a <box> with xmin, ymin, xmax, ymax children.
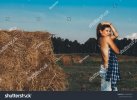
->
<box><xmin>0</xmin><ymin>0</ymin><xmax>137</xmax><ymax>43</ymax></box>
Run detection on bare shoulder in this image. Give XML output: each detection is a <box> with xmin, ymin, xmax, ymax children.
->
<box><xmin>105</xmin><ymin>36</ymin><xmax>115</xmax><ymax>45</ymax></box>
<box><xmin>100</xmin><ymin>36</ymin><xmax>110</xmax><ymax>42</ymax></box>
<box><xmin>105</xmin><ymin>36</ymin><xmax>120</xmax><ymax>54</ymax></box>
<box><xmin>105</xmin><ymin>36</ymin><xmax>112</xmax><ymax>43</ymax></box>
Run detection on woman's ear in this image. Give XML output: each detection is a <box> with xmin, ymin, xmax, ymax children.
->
<box><xmin>99</xmin><ymin>30</ymin><xmax>103</xmax><ymax>34</ymax></box>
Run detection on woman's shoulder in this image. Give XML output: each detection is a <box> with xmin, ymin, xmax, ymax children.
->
<box><xmin>99</xmin><ymin>36</ymin><xmax>110</xmax><ymax>42</ymax></box>
<box><xmin>103</xmin><ymin>36</ymin><xmax>112</xmax><ymax>42</ymax></box>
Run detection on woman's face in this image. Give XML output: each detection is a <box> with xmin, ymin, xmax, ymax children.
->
<box><xmin>100</xmin><ymin>27</ymin><xmax>111</xmax><ymax>37</ymax></box>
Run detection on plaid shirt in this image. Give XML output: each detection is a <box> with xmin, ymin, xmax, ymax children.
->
<box><xmin>106</xmin><ymin>49</ymin><xmax>120</xmax><ymax>90</ymax></box>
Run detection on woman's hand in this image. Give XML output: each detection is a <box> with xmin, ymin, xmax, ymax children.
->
<box><xmin>101</xmin><ymin>22</ymin><xmax>119</xmax><ymax>39</ymax></box>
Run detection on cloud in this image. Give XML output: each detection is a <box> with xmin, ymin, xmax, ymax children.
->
<box><xmin>9</xmin><ymin>27</ymin><xmax>19</xmax><ymax>31</ymax></box>
<box><xmin>126</xmin><ymin>33</ymin><xmax>137</xmax><ymax>39</ymax></box>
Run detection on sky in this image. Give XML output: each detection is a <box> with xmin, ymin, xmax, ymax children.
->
<box><xmin>0</xmin><ymin>0</ymin><xmax>137</xmax><ymax>43</ymax></box>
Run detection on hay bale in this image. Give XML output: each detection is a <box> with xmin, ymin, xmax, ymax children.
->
<box><xmin>0</xmin><ymin>30</ymin><xmax>68</xmax><ymax>91</ymax></box>
<box><xmin>72</xmin><ymin>55</ymin><xmax>82</xmax><ymax>64</ymax></box>
<box><xmin>61</xmin><ymin>55</ymin><xmax>72</xmax><ymax>66</ymax></box>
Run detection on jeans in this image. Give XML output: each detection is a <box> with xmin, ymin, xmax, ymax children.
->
<box><xmin>99</xmin><ymin>65</ymin><xmax>118</xmax><ymax>91</ymax></box>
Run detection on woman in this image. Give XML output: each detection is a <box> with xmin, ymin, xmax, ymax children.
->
<box><xmin>96</xmin><ymin>22</ymin><xmax>120</xmax><ymax>91</ymax></box>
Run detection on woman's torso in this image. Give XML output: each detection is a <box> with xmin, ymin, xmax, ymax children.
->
<box><xmin>99</xmin><ymin>37</ymin><xmax>110</xmax><ymax>67</ymax></box>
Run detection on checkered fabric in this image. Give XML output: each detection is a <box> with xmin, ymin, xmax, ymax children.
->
<box><xmin>106</xmin><ymin>49</ymin><xmax>120</xmax><ymax>90</ymax></box>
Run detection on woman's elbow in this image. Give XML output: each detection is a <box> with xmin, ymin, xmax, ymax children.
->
<box><xmin>115</xmin><ymin>49</ymin><xmax>120</xmax><ymax>54</ymax></box>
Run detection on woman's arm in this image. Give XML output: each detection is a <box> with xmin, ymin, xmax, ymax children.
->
<box><xmin>109</xmin><ymin>24</ymin><xmax>119</xmax><ymax>40</ymax></box>
<box><xmin>106</xmin><ymin>36</ymin><xmax>120</xmax><ymax>54</ymax></box>
<box><xmin>101</xmin><ymin>22</ymin><xmax>119</xmax><ymax>40</ymax></box>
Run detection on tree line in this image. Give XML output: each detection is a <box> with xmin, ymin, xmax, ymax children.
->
<box><xmin>51</xmin><ymin>37</ymin><xmax>137</xmax><ymax>56</ymax></box>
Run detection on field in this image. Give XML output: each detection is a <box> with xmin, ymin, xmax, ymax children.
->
<box><xmin>56</xmin><ymin>54</ymin><xmax>137</xmax><ymax>91</ymax></box>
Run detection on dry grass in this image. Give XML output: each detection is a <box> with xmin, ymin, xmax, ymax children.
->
<box><xmin>0</xmin><ymin>30</ymin><xmax>68</xmax><ymax>91</ymax></box>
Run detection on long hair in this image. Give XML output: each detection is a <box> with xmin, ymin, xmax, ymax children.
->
<box><xmin>96</xmin><ymin>23</ymin><xmax>102</xmax><ymax>44</ymax></box>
